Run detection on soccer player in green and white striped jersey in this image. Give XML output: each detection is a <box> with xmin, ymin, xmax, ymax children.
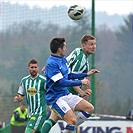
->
<box><xmin>67</xmin><ymin>34</ymin><xmax>99</xmax><ymax>97</ymax></box>
<box><xmin>66</xmin><ymin>34</ymin><xmax>100</xmax><ymax>131</ymax></box>
<box><xmin>67</xmin><ymin>47</ymin><xmax>90</xmax><ymax>95</ymax></box>
<box><xmin>14</xmin><ymin>59</ymin><xmax>47</xmax><ymax>133</ymax></box>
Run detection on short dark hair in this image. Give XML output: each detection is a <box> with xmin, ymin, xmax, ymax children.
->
<box><xmin>81</xmin><ymin>34</ymin><xmax>96</xmax><ymax>44</ymax></box>
<box><xmin>21</xmin><ymin>103</ymin><xmax>26</xmax><ymax>106</ymax></box>
<box><xmin>50</xmin><ymin>37</ymin><xmax>66</xmax><ymax>54</ymax></box>
<box><xmin>28</xmin><ymin>59</ymin><xmax>38</xmax><ymax>67</ymax></box>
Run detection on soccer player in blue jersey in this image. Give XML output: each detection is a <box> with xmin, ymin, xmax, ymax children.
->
<box><xmin>42</xmin><ymin>37</ymin><xmax>99</xmax><ymax>133</ymax></box>
<box><xmin>41</xmin><ymin>34</ymin><xmax>100</xmax><ymax>133</ymax></box>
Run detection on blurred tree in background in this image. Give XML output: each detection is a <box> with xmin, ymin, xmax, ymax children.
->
<box><xmin>0</xmin><ymin>2</ymin><xmax>132</xmax><ymax>122</ymax></box>
<box><xmin>95</xmin><ymin>14</ymin><xmax>132</xmax><ymax>114</ymax></box>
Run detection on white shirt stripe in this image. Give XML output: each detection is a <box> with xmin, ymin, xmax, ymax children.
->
<box><xmin>51</xmin><ymin>73</ymin><xmax>63</xmax><ymax>82</ymax></box>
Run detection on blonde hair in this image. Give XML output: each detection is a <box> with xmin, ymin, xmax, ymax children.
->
<box><xmin>81</xmin><ymin>34</ymin><xmax>96</xmax><ymax>44</ymax></box>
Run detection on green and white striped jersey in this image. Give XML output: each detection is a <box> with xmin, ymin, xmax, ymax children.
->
<box><xmin>18</xmin><ymin>74</ymin><xmax>46</xmax><ymax>118</ymax></box>
<box><xmin>67</xmin><ymin>48</ymin><xmax>89</xmax><ymax>95</ymax></box>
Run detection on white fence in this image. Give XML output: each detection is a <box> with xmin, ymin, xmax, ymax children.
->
<box><xmin>49</xmin><ymin>120</ymin><xmax>133</xmax><ymax>133</ymax></box>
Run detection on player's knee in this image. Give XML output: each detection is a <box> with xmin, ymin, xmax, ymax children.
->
<box><xmin>70</xmin><ymin>117</ymin><xmax>77</xmax><ymax>125</ymax></box>
<box><xmin>90</xmin><ymin>105</ymin><xmax>94</xmax><ymax>113</ymax></box>
<box><xmin>86</xmin><ymin>104</ymin><xmax>94</xmax><ymax>114</ymax></box>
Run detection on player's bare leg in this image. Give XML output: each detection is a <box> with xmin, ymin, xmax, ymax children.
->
<box><xmin>74</xmin><ymin>99</ymin><xmax>94</xmax><ymax>126</ymax></box>
<box><xmin>63</xmin><ymin>109</ymin><xmax>77</xmax><ymax>133</ymax></box>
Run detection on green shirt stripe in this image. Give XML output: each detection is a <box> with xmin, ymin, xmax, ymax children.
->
<box><xmin>67</xmin><ymin>48</ymin><xmax>89</xmax><ymax>95</ymax></box>
<box><xmin>18</xmin><ymin>74</ymin><xmax>46</xmax><ymax>118</ymax></box>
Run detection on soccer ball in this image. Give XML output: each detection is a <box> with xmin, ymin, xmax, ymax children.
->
<box><xmin>68</xmin><ymin>5</ymin><xmax>84</xmax><ymax>20</ymax></box>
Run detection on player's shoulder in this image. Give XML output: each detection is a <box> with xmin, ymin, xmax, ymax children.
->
<box><xmin>38</xmin><ymin>74</ymin><xmax>46</xmax><ymax>80</ymax></box>
<box><xmin>73</xmin><ymin>48</ymin><xmax>83</xmax><ymax>56</ymax></box>
<box><xmin>47</xmin><ymin>55</ymin><xmax>64</xmax><ymax>68</ymax></box>
<box><xmin>47</xmin><ymin>55</ymin><xmax>60</xmax><ymax>64</ymax></box>
<box><xmin>74</xmin><ymin>47</ymin><xmax>81</xmax><ymax>51</ymax></box>
<box><xmin>74</xmin><ymin>47</ymin><xmax>82</xmax><ymax>53</ymax></box>
<box><xmin>21</xmin><ymin>75</ymin><xmax>30</xmax><ymax>81</ymax></box>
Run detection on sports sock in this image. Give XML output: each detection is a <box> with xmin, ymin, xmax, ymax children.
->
<box><xmin>74</xmin><ymin>127</ymin><xmax>79</xmax><ymax>133</ymax></box>
<box><xmin>63</xmin><ymin>125</ymin><xmax>75</xmax><ymax>133</ymax></box>
<box><xmin>35</xmin><ymin>131</ymin><xmax>41</xmax><ymax>133</ymax></box>
<box><xmin>41</xmin><ymin>119</ymin><xmax>56</xmax><ymax>133</ymax></box>
<box><xmin>76</xmin><ymin>111</ymin><xmax>91</xmax><ymax>126</ymax></box>
<box><xmin>25</xmin><ymin>127</ymin><xmax>32</xmax><ymax>133</ymax></box>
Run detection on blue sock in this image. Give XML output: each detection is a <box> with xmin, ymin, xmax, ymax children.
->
<box><xmin>64</xmin><ymin>124</ymin><xmax>75</xmax><ymax>132</ymax></box>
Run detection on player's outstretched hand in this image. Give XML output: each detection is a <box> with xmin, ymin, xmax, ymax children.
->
<box><xmin>81</xmin><ymin>79</ymin><xmax>90</xmax><ymax>87</ymax></box>
<box><xmin>87</xmin><ymin>69</ymin><xmax>100</xmax><ymax>76</ymax></box>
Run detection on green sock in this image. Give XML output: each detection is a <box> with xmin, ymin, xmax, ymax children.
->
<box><xmin>25</xmin><ymin>127</ymin><xmax>32</xmax><ymax>133</ymax></box>
<box><xmin>41</xmin><ymin>119</ymin><xmax>56</xmax><ymax>133</ymax></box>
<box><xmin>35</xmin><ymin>131</ymin><xmax>41</xmax><ymax>133</ymax></box>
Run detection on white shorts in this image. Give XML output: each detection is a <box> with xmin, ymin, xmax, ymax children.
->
<box><xmin>52</xmin><ymin>93</ymin><xmax>83</xmax><ymax>118</ymax></box>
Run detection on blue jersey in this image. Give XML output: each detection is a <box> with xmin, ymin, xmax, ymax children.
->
<box><xmin>45</xmin><ymin>54</ymin><xmax>87</xmax><ymax>105</ymax></box>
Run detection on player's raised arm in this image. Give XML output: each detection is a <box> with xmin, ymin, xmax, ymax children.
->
<box><xmin>87</xmin><ymin>69</ymin><xmax>100</xmax><ymax>76</ymax></box>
